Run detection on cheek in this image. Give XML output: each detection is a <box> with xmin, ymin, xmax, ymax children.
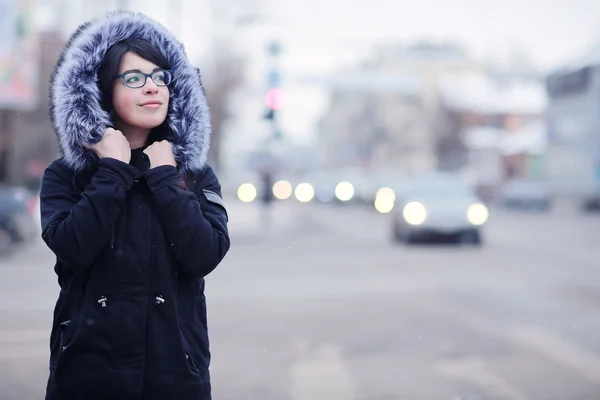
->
<box><xmin>112</xmin><ymin>86</ymin><xmax>137</xmax><ymax>120</ymax></box>
<box><xmin>160</xmin><ymin>89</ymin><xmax>170</xmax><ymax>117</ymax></box>
<box><xmin>162</xmin><ymin>88</ymin><xmax>170</xmax><ymax>108</ymax></box>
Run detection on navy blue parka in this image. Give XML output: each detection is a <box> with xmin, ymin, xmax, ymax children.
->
<box><xmin>40</xmin><ymin>11</ymin><xmax>229</xmax><ymax>400</ymax></box>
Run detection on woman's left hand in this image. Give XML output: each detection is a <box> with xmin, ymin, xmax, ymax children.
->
<box><xmin>144</xmin><ymin>140</ymin><xmax>177</xmax><ymax>168</ymax></box>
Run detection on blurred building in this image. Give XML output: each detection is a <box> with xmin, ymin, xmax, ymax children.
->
<box><xmin>0</xmin><ymin>30</ymin><xmax>64</xmax><ymax>186</ymax></box>
<box><xmin>317</xmin><ymin>42</ymin><xmax>483</xmax><ymax>174</ymax></box>
<box><xmin>317</xmin><ymin>73</ymin><xmax>422</xmax><ymax>171</ymax></box>
<box><xmin>0</xmin><ymin>0</ymin><xmax>65</xmax><ymax>187</ymax></box>
<box><xmin>437</xmin><ymin>71</ymin><xmax>547</xmax><ymax>198</ymax></box>
<box><xmin>545</xmin><ymin>43</ymin><xmax>600</xmax><ymax>209</ymax></box>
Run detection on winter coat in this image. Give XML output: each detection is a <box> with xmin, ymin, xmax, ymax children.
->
<box><xmin>40</xmin><ymin>11</ymin><xmax>230</xmax><ymax>400</ymax></box>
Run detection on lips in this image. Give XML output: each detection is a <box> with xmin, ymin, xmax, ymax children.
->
<box><xmin>139</xmin><ymin>101</ymin><xmax>162</xmax><ymax>106</ymax></box>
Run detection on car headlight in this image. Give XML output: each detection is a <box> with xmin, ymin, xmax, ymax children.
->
<box><xmin>295</xmin><ymin>183</ymin><xmax>315</xmax><ymax>203</ymax></box>
<box><xmin>374</xmin><ymin>187</ymin><xmax>395</xmax><ymax>214</ymax></box>
<box><xmin>403</xmin><ymin>202</ymin><xmax>427</xmax><ymax>225</ymax></box>
<box><xmin>335</xmin><ymin>181</ymin><xmax>354</xmax><ymax>201</ymax></box>
<box><xmin>273</xmin><ymin>180</ymin><xmax>293</xmax><ymax>200</ymax></box>
<box><xmin>237</xmin><ymin>183</ymin><xmax>257</xmax><ymax>203</ymax></box>
<box><xmin>467</xmin><ymin>203</ymin><xmax>489</xmax><ymax>225</ymax></box>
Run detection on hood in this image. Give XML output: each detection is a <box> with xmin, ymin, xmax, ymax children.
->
<box><xmin>50</xmin><ymin>11</ymin><xmax>211</xmax><ymax>173</ymax></box>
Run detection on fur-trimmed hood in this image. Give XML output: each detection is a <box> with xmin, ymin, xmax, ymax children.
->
<box><xmin>50</xmin><ymin>11</ymin><xmax>211</xmax><ymax>173</ymax></box>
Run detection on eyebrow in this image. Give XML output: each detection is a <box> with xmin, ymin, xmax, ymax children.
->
<box><xmin>121</xmin><ymin>68</ymin><xmax>162</xmax><ymax>74</ymax></box>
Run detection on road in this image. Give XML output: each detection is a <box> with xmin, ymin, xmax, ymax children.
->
<box><xmin>1</xmin><ymin>200</ymin><xmax>599</xmax><ymax>399</ymax></box>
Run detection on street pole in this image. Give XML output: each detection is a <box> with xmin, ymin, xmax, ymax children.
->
<box><xmin>265</xmin><ymin>41</ymin><xmax>282</xmax><ymax>141</ymax></box>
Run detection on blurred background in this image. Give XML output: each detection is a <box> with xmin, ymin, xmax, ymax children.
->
<box><xmin>2</xmin><ymin>0</ymin><xmax>600</xmax><ymax>399</ymax></box>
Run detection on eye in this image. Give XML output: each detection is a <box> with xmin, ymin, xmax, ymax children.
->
<box><xmin>125</xmin><ymin>74</ymin><xmax>141</xmax><ymax>84</ymax></box>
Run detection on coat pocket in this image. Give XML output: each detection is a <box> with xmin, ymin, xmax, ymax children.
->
<box><xmin>52</xmin><ymin>319</ymin><xmax>77</xmax><ymax>369</ymax></box>
<box><xmin>180</xmin><ymin>328</ymin><xmax>203</xmax><ymax>376</ymax></box>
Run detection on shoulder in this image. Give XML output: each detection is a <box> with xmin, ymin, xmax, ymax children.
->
<box><xmin>185</xmin><ymin>165</ymin><xmax>227</xmax><ymax>210</ymax></box>
<box><xmin>185</xmin><ymin>164</ymin><xmax>221</xmax><ymax>190</ymax></box>
<box><xmin>45</xmin><ymin>158</ymin><xmax>76</xmax><ymax>180</ymax></box>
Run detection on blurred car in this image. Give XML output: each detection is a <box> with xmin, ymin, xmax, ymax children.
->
<box><xmin>498</xmin><ymin>179</ymin><xmax>551</xmax><ymax>212</ymax></box>
<box><xmin>391</xmin><ymin>178</ymin><xmax>488</xmax><ymax>245</ymax></box>
<box><xmin>0</xmin><ymin>185</ymin><xmax>38</xmax><ymax>254</ymax></box>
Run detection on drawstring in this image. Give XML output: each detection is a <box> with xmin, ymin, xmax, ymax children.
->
<box><xmin>97</xmin><ymin>295</ymin><xmax>165</xmax><ymax>307</ymax></box>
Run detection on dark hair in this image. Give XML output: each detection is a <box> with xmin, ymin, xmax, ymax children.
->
<box><xmin>97</xmin><ymin>38</ymin><xmax>172</xmax><ymax>141</ymax></box>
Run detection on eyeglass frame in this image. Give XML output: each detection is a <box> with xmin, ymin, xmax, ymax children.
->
<box><xmin>114</xmin><ymin>69</ymin><xmax>173</xmax><ymax>89</ymax></box>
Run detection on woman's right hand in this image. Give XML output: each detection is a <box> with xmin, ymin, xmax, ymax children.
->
<box><xmin>91</xmin><ymin>128</ymin><xmax>131</xmax><ymax>164</ymax></box>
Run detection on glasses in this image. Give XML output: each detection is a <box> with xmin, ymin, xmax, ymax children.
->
<box><xmin>115</xmin><ymin>69</ymin><xmax>172</xmax><ymax>88</ymax></box>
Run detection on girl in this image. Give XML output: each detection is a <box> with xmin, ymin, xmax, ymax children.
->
<box><xmin>40</xmin><ymin>11</ymin><xmax>229</xmax><ymax>400</ymax></box>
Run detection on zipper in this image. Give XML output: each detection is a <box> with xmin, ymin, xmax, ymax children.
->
<box><xmin>110</xmin><ymin>226</ymin><xmax>115</xmax><ymax>249</ymax></box>
<box><xmin>59</xmin><ymin>320</ymin><xmax>70</xmax><ymax>351</ymax></box>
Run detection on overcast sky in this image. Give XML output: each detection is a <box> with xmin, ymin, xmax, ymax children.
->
<box><xmin>269</xmin><ymin>0</ymin><xmax>600</xmax><ymax>74</ymax></box>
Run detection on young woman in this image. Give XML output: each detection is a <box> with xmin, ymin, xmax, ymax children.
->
<box><xmin>40</xmin><ymin>11</ymin><xmax>230</xmax><ymax>400</ymax></box>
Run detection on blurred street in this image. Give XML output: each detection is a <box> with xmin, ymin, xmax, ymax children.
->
<box><xmin>1</xmin><ymin>201</ymin><xmax>600</xmax><ymax>399</ymax></box>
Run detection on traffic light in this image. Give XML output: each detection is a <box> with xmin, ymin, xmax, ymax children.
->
<box><xmin>264</xmin><ymin>87</ymin><xmax>282</xmax><ymax>110</ymax></box>
<box><xmin>263</xmin><ymin>87</ymin><xmax>282</xmax><ymax>120</ymax></box>
<box><xmin>263</xmin><ymin>44</ymin><xmax>283</xmax><ymax>137</ymax></box>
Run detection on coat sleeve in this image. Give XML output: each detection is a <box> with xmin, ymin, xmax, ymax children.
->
<box><xmin>143</xmin><ymin>164</ymin><xmax>230</xmax><ymax>279</ymax></box>
<box><xmin>40</xmin><ymin>158</ymin><xmax>140</xmax><ymax>269</ymax></box>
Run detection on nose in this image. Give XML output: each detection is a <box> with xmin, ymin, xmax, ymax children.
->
<box><xmin>144</xmin><ymin>78</ymin><xmax>159</xmax><ymax>94</ymax></box>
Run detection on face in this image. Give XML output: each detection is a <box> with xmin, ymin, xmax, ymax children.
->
<box><xmin>112</xmin><ymin>52</ymin><xmax>170</xmax><ymax>130</ymax></box>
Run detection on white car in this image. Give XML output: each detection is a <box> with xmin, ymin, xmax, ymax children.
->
<box><xmin>391</xmin><ymin>180</ymin><xmax>489</xmax><ymax>245</ymax></box>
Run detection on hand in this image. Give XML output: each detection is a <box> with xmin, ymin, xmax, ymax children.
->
<box><xmin>144</xmin><ymin>140</ymin><xmax>177</xmax><ymax>169</ymax></box>
<box><xmin>90</xmin><ymin>128</ymin><xmax>131</xmax><ymax>164</ymax></box>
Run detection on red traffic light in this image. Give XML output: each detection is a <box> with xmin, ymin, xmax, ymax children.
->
<box><xmin>265</xmin><ymin>88</ymin><xmax>283</xmax><ymax>110</ymax></box>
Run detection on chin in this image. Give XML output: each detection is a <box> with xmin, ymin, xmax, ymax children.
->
<box><xmin>132</xmin><ymin>116</ymin><xmax>168</xmax><ymax>129</ymax></box>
